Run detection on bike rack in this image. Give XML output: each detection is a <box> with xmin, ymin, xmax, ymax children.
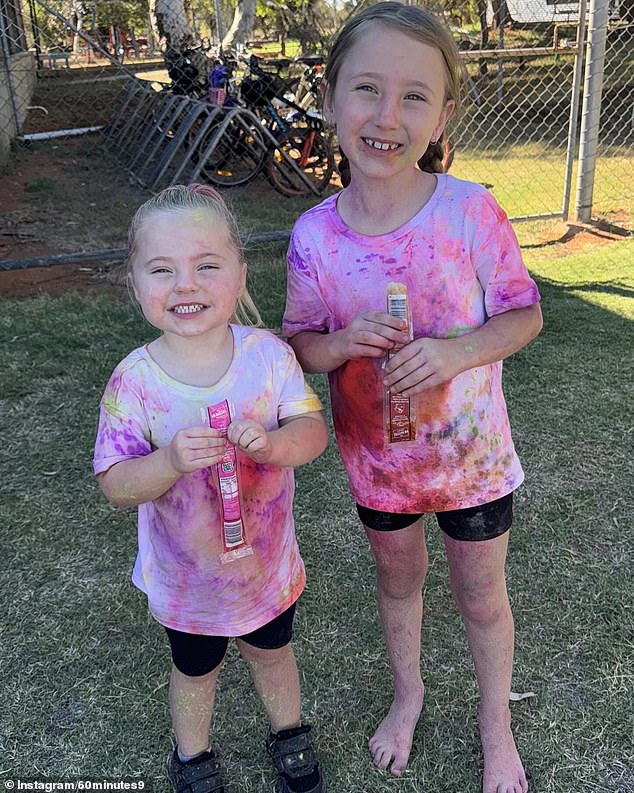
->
<box><xmin>101</xmin><ymin>80</ymin><xmax>326</xmax><ymax>196</ymax></box>
<box><xmin>185</xmin><ymin>106</ymin><xmax>269</xmax><ymax>185</ymax></box>
<box><xmin>102</xmin><ymin>80</ymin><xmax>148</xmax><ymax>148</ymax></box>
<box><xmin>238</xmin><ymin>107</ymin><xmax>325</xmax><ymax>196</ymax></box>
<box><xmin>127</xmin><ymin>94</ymin><xmax>185</xmax><ymax>171</ymax></box>
<box><xmin>130</xmin><ymin>93</ymin><xmax>195</xmax><ymax>179</ymax></box>
<box><xmin>105</xmin><ymin>83</ymin><xmax>154</xmax><ymax>153</ymax></box>
<box><xmin>146</xmin><ymin>100</ymin><xmax>218</xmax><ymax>190</ymax></box>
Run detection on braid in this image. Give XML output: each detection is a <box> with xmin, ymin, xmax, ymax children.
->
<box><xmin>338</xmin><ymin>148</ymin><xmax>351</xmax><ymax>188</ymax></box>
<box><xmin>417</xmin><ymin>135</ymin><xmax>452</xmax><ymax>174</ymax></box>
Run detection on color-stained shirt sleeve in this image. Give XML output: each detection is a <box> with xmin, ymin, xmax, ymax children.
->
<box><xmin>93</xmin><ymin>366</ymin><xmax>151</xmax><ymax>475</ymax></box>
<box><xmin>275</xmin><ymin>339</ymin><xmax>323</xmax><ymax>421</ymax></box>
<box><xmin>468</xmin><ymin>190</ymin><xmax>541</xmax><ymax>318</ymax></box>
<box><xmin>283</xmin><ymin>229</ymin><xmax>331</xmax><ymax>337</ymax></box>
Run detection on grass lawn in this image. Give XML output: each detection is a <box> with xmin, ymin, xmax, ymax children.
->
<box><xmin>451</xmin><ymin>145</ymin><xmax>632</xmax><ymax>224</ymax></box>
<box><xmin>0</xmin><ymin>225</ymin><xmax>632</xmax><ymax>791</ymax></box>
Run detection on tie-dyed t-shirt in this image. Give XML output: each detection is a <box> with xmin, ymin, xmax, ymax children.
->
<box><xmin>283</xmin><ymin>173</ymin><xmax>540</xmax><ymax>513</ymax></box>
<box><xmin>93</xmin><ymin>325</ymin><xmax>323</xmax><ymax>635</ymax></box>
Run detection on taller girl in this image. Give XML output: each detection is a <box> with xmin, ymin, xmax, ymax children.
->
<box><xmin>283</xmin><ymin>3</ymin><xmax>542</xmax><ymax>792</ymax></box>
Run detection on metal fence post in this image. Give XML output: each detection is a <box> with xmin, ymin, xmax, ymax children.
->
<box><xmin>574</xmin><ymin>0</ymin><xmax>609</xmax><ymax>223</ymax></box>
<box><xmin>562</xmin><ymin>0</ymin><xmax>588</xmax><ymax>222</ymax></box>
<box><xmin>0</xmin><ymin>10</ymin><xmax>21</xmax><ymax>136</ymax></box>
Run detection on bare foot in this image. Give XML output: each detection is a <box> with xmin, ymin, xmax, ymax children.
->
<box><xmin>480</xmin><ymin>707</ymin><xmax>528</xmax><ymax>793</ymax></box>
<box><xmin>368</xmin><ymin>685</ymin><xmax>424</xmax><ymax>776</ymax></box>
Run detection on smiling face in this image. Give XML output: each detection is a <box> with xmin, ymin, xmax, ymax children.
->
<box><xmin>130</xmin><ymin>208</ymin><xmax>246</xmax><ymax>343</ymax></box>
<box><xmin>326</xmin><ymin>23</ymin><xmax>454</xmax><ymax>184</ymax></box>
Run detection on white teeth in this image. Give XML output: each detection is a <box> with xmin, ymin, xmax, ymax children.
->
<box><xmin>173</xmin><ymin>304</ymin><xmax>205</xmax><ymax>314</ymax></box>
<box><xmin>364</xmin><ymin>138</ymin><xmax>400</xmax><ymax>151</ymax></box>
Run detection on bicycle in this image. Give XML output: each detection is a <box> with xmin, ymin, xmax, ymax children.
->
<box><xmin>236</xmin><ymin>54</ymin><xmax>335</xmax><ymax>197</ymax></box>
<box><xmin>150</xmin><ymin>48</ymin><xmax>334</xmax><ymax>197</ymax></box>
<box><xmin>190</xmin><ymin>52</ymin><xmax>269</xmax><ymax>189</ymax></box>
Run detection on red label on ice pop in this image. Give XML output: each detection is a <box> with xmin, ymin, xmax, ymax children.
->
<box><xmin>206</xmin><ymin>400</ymin><xmax>253</xmax><ymax>562</ymax></box>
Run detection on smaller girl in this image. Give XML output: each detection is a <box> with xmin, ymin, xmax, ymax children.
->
<box><xmin>93</xmin><ymin>184</ymin><xmax>328</xmax><ymax>793</ymax></box>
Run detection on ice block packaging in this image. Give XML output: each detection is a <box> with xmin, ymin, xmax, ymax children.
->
<box><xmin>385</xmin><ymin>282</ymin><xmax>416</xmax><ymax>443</ymax></box>
<box><xmin>206</xmin><ymin>400</ymin><xmax>253</xmax><ymax>563</ymax></box>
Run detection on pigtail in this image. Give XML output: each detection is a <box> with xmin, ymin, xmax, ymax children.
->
<box><xmin>418</xmin><ymin>134</ymin><xmax>454</xmax><ymax>174</ymax></box>
<box><xmin>338</xmin><ymin>147</ymin><xmax>351</xmax><ymax>188</ymax></box>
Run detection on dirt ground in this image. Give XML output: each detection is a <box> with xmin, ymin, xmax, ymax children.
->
<box><xmin>1</xmin><ymin>139</ymin><xmax>629</xmax><ymax>301</ymax></box>
<box><xmin>1</xmin><ymin>138</ymin><xmax>142</xmax><ymax>300</ymax></box>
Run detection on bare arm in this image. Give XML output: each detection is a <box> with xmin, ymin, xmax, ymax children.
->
<box><xmin>384</xmin><ymin>303</ymin><xmax>543</xmax><ymax>396</ymax></box>
<box><xmin>289</xmin><ymin>312</ymin><xmax>409</xmax><ymax>374</ymax></box>
<box><xmin>228</xmin><ymin>411</ymin><xmax>328</xmax><ymax>467</ymax></box>
<box><xmin>98</xmin><ymin>426</ymin><xmax>226</xmax><ymax>508</ymax></box>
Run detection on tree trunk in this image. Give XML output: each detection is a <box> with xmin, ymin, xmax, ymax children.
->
<box><xmin>72</xmin><ymin>0</ymin><xmax>83</xmax><ymax>54</ymax></box>
<box><xmin>150</xmin><ymin>0</ymin><xmax>209</xmax><ymax>92</ymax></box>
<box><xmin>491</xmin><ymin>0</ymin><xmax>514</xmax><ymax>29</ymax></box>
<box><xmin>477</xmin><ymin>0</ymin><xmax>488</xmax><ymax>75</ymax></box>
<box><xmin>222</xmin><ymin>0</ymin><xmax>257</xmax><ymax>51</ymax></box>
<box><xmin>150</xmin><ymin>0</ymin><xmax>196</xmax><ymax>50</ymax></box>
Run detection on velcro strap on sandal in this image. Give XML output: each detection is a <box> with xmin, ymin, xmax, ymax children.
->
<box><xmin>269</xmin><ymin>725</ymin><xmax>318</xmax><ymax>780</ymax></box>
<box><xmin>174</xmin><ymin>753</ymin><xmax>225</xmax><ymax>793</ymax></box>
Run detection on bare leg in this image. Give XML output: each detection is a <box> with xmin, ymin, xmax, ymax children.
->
<box><xmin>237</xmin><ymin>640</ymin><xmax>301</xmax><ymax>733</ymax></box>
<box><xmin>169</xmin><ymin>663</ymin><xmax>222</xmax><ymax>757</ymax></box>
<box><xmin>444</xmin><ymin>532</ymin><xmax>528</xmax><ymax>793</ymax></box>
<box><xmin>365</xmin><ymin>520</ymin><xmax>428</xmax><ymax>776</ymax></box>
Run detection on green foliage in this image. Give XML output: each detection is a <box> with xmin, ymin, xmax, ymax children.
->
<box><xmin>23</xmin><ymin>0</ymin><xmax>149</xmax><ymax>49</ymax></box>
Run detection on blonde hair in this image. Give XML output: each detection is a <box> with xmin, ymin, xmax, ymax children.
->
<box><xmin>127</xmin><ymin>183</ymin><xmax>262</xmax><ymax>327</ymax></box>
<box><xmin>324</xmin><ymin>1</ymin><xmax>462</xmax><ymax>184</ymax></box>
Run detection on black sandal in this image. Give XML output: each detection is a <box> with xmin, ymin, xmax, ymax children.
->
<box><xmin>267</xmin><ymin>724</ymin><xmax>327</xmax><ymax>793</ymax></box>
<box><xmin>167</xmin><ymin>747</ymin><xmax>227</xmax><ymax>793</ymax></box>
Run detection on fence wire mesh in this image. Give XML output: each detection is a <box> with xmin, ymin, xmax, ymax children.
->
<box><xmin>0</xmin><ymin>0</ymin><xmax>632</xmax><ymax>275</ymax></box>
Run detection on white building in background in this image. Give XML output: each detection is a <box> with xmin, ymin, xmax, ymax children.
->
<box><xmin>487</xmin><ymin>1</ymin><xmax>626</xmax><ymax>24</ymax></box>
<box><xmin>487</xmin><ymin>1</ymin><xmax>579</xmax><ymax>24</ymax></box>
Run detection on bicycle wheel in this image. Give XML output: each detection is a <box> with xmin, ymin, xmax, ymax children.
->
<box><xmin>197</xmin><ymin>115</ymin><xmax>267</xmax><ymax>187</ymax></box>
<box><xmin>265</xmin><ymin>126</ymin><xmax>335</xmax><ymax>197</ymax></box>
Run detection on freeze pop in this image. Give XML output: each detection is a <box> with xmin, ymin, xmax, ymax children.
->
<box><xmin>385</xmin><ymin>283</ymin><xmax>417</xmax><ymax>443</ymax></box>
<box><xmin>206</xmin><ymin>400</ymin><xmax>253</xmax><ymax>563</ymax></box>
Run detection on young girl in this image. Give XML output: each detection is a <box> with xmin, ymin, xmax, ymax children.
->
<box><xmin>283</xmin><ymin>3</ymin><xmax>542</xmax><ymax>792</ymax></box>
<box><xmin>93</xmin><ymin>184</ymin><xmax>328</xmax><ymax>793</ymax></box>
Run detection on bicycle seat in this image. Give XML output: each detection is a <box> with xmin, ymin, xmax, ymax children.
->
<box><xmin>305</xmin><ymin>109</ymin><xmax>325</xmax><ymax>129</ymax></box>
<box><xmin>267</xmin><ymin>58</ymin><xmax>292</xmax><ymax>69</ymax></box>
<box><xmin>296</xmin><ymin>55</ymin><xmax>324</xmax><ymax>66</ymax></box>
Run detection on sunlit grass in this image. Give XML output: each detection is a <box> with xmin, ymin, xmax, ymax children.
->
<box><xmin>525</xmin><ymin>236</ymin><xmax>634</xmax><ymax>319</ymax></box>
<box><xmin>452</xmin><ymin>145</ymin><xmax>633</xmax><ymax>224</ymax></box>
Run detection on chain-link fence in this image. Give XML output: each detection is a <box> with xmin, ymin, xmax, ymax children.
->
<box><xmin>1</xmin><ymin>0</ymin><xmax>632</xmax><ymax>270</ymax></box>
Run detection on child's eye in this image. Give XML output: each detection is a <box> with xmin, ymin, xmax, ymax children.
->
<box><xmin>405</xmin><ymin>92</ymin><xmax>426</xmax><ymax>102</ymax></box>
<box><xmin>198</xmin><ymin>263</ymin><xmax>220</xmax><ymax>271</ymax></box>
<box><xmin>356</xmin><ymin>84</ymin><xmax>377</xmax><ymax>94</ymax></box>
<box><xmin>149</xmin><ymin>266</ymin><xmax>171</xmax><ymax>274</ymax></box>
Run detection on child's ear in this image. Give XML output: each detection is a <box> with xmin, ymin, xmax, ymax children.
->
<box><xmin>128</xmin><ymin>271</ymin><xmax>140</xmax><ymax>302</ymax></box>
<box><xmin>240</xmin><ymin>261</ymin><xmax>247</xmax><ymax>294</ymax></box>
<box><xmin>433</xmin><ymin>100</ymin><xmax>456</xmax><ymax>142</ymax></box>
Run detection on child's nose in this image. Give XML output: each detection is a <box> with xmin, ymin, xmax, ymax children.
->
<box><xmin>376</xmin><ymin>94</ymin><xmax>400</xmax><ymax>128</ymax></box>
<box><xmin>174</xmin><ymin>270</ymin><xmax>197</xmax><ymax>290</ymax></box>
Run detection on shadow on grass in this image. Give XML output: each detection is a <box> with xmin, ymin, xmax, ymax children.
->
<box><xmin>536</xmin><ymin>274</ymin><xmax>634</xmax><ymax>300</ymax></box>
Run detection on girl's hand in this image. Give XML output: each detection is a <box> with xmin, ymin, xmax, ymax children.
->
<box><xmin>383</xmin><ymin>337</ymin><xmax>464</xmax><ymax>396</ymax></box>
<box><xmin>335</xmin><ymin>311</ymin><xmax>410</xmax><ymax>361</ymax></box>
<box><xmin>168</xmin><ymin>427</ymin><xmax>227</xmax><ymax>473</ymax></box>
<box><xmin>227</xmin><ymin>420</ymin><xmax>273</xmax><ymax>463</ymax></box>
